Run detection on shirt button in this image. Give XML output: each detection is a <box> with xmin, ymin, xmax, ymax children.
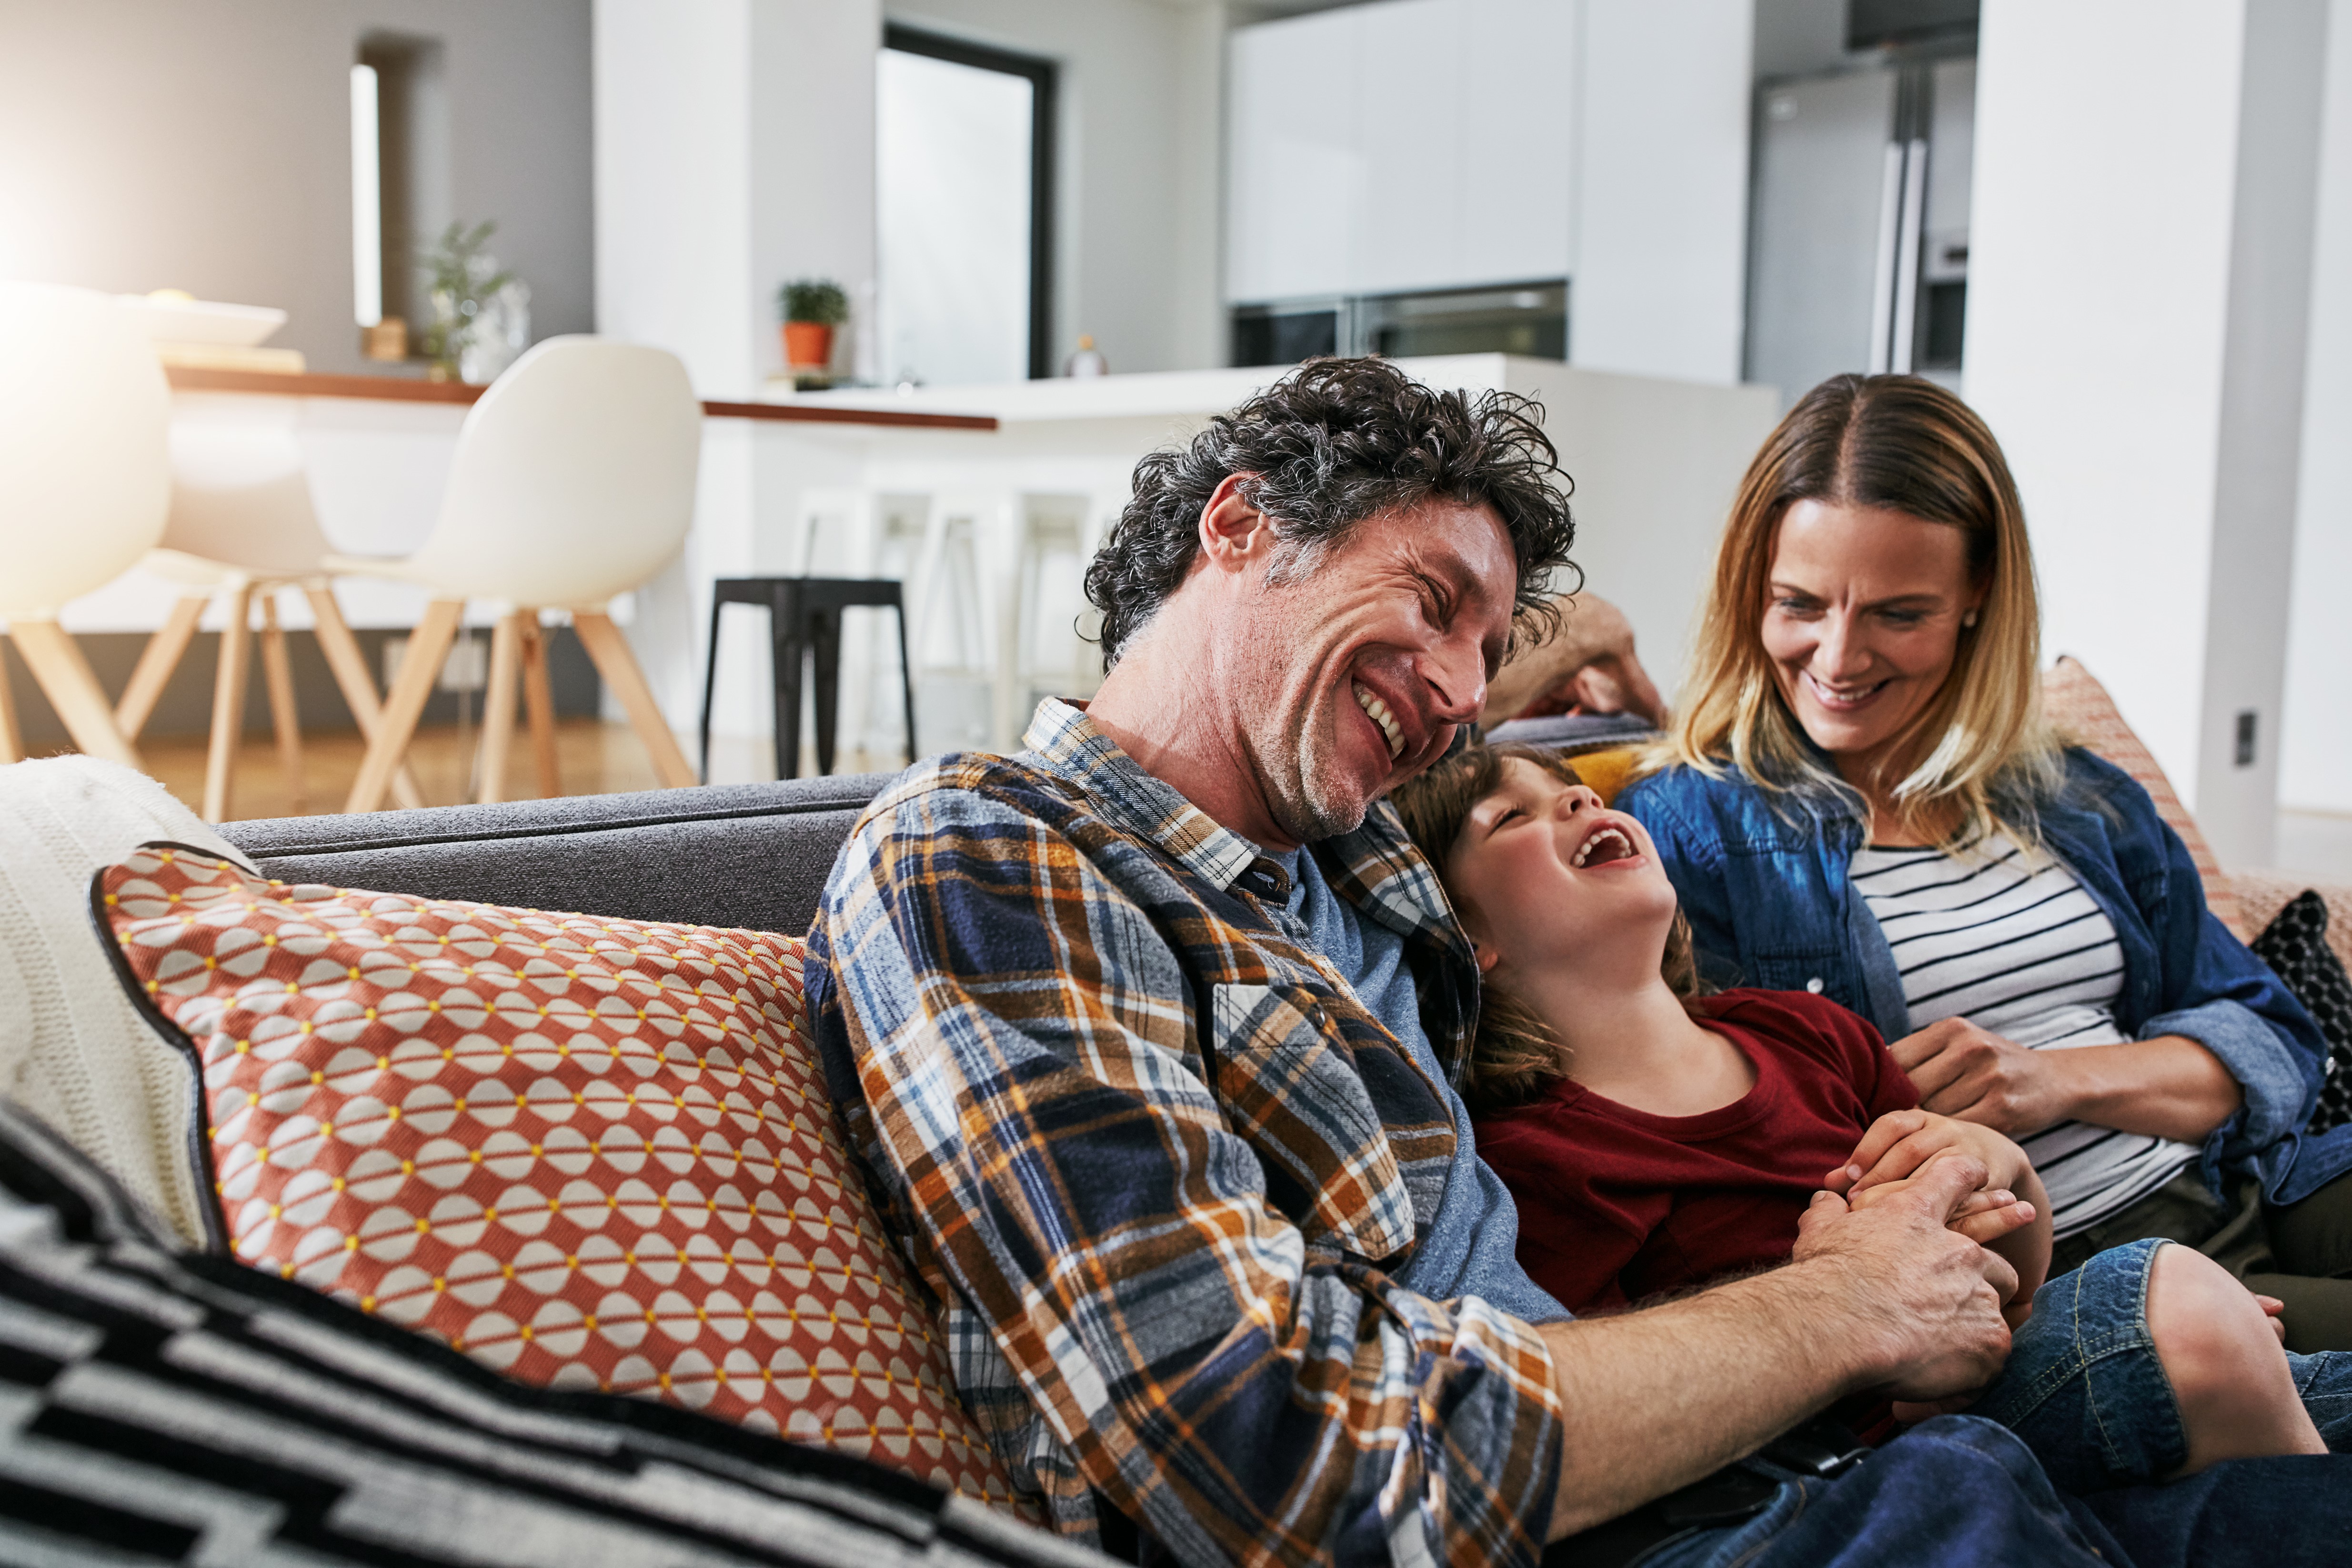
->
<box><xmin>1805</xmin><ymin>977</ymin><xmax>1825</xmax><ymax>994</ymax></box>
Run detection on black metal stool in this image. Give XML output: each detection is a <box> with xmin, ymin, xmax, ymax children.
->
<box><xmin>698</xmin><ymin>577</ymin><xmax>917</xmax><ymax>781</ymax></box>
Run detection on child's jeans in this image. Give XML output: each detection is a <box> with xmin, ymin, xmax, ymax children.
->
<box><xmin>1972</xmin><ymin>1236</ymin><xmax>2352</xmax><ymax>1492</ymax></box>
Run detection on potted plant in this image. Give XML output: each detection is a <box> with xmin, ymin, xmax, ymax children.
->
<box><xmin>419</xmin><ymin>220</ymin><xmax>528</xmax><ymax>383</ymax></box>
<box><xmin>779</xmin><ymin>278</ymin><xmax>848</xmax><ymax>371</ymax></box>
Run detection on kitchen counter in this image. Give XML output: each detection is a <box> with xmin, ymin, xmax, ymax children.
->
<box><xmin>164</xmin><ymin>365</ymin><xmax>997</xmax><ymax>430</ymax></box>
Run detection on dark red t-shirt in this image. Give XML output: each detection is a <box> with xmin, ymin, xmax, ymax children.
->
<box><xmin>1473</xmin><ymin>988</ymin><xmax>1919</xmax><ymax>1315</ymax></box>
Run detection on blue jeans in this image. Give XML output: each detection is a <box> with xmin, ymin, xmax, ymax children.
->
<box><xmin>1642</xmin><ymin>1241</ymin><xmax>2352</xmax><ymax>1568</ymax></box>
<box><xmin>1977</xmin><ymin>1236</ymin><xmax>2352</xmax><ymax>1490</ymax></box>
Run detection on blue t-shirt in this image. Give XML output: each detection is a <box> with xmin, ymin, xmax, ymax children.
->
<box><xmin>1272</xmin><ymin>848</ymin><xmax>1569</xmax><ymax>1325</ymax></box>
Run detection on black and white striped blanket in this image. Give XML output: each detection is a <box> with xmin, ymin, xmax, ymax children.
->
<box><xmin>0</xmin><ymin>1099</ymin><xmax>1100</xmax><ymax>1568</ymax></box>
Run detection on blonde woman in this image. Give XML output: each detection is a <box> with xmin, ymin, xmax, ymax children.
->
<box><xmin>1615</xmin><ymin>373</ymin><xmax>2352</xmax><ymax>1347</ymax></box>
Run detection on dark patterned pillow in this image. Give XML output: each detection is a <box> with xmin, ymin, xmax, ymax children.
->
<box><xmin>2251</xmin><ymin>890</ymin><xmax>2352</xmax><ymax>1135</ymax></box>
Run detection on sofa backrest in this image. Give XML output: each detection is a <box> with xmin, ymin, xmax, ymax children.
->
<box><xmin>220</xmin><ymin>774</ymin><xmax>887</xmax><ymax>938</ymax></box>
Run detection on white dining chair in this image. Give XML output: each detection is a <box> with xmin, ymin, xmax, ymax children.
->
<box><xmin>0</xmin><ymin>282</ymin><xmax>169</xmax><ymax>771</ymax></box>
<box><xmin>324</xmin><ymin>336</ymin><xmax>703</xmax><ymax>811</ymax></box>
<box><xmin>119</xmin><ymin>406</ymin><xmax>423</xmax><ymax>819</ymax></box>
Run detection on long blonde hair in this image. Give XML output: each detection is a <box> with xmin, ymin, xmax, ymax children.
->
<box><xmin>1655</xmin><ymin>374</ymin><xmax>2064</xmax><ymax>844</ymax></box>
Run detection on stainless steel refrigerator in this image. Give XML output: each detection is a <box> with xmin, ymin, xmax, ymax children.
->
<box><xmin>1745</xmin><ymin>54</ymin><xmax>1976</xmax><ymax>407</ymax></box>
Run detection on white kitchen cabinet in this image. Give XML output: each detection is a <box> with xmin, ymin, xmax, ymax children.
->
<box><xmin>1225</xmin><ymin>9</ymin><xmax>1364</xmax><ymax>304</ymax></box>
<box><xmin>1226</xmin><ymin>0</ymin><xmax>1574</xmax><ymax>303</ymax></box>
<box><xmin>1354</xmin><ymin>0</ymin><xmax>1466</xmax><ymax>297</ymax></box>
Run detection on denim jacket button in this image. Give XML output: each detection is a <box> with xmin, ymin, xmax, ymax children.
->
<box><xmin>1805</xmin><ymin>977</ymin><xmax>1825</xmax><ymax>994</ymax></box>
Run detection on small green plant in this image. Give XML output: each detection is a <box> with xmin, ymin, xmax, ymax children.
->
<box><xmin>778</xmin><ymin>278</ymin><xmax>849</xmax><ymax>326</ymax></box>
<box><xmin>419</xmin><ymin>220</ymin><xmax>517</xmax><ymax>377</ymax></box>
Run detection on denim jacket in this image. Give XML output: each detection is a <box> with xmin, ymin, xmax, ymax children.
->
<box><xmin>1618</xmin><ymin>748</ymin><xmax>2351</xmax><ymax>1205</ymax></box>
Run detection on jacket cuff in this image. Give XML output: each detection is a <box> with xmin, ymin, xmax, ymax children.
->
<box><xmin>2145</xmin><ymin>998</ymin><xmax>2305</xmax><ymax>1154</ymax></box>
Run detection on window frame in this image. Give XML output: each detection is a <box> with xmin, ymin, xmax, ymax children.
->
<box><xmin>881</xmin><ymin>24</ymin><xmax>1058</xmax><ymax>381</ymax></box>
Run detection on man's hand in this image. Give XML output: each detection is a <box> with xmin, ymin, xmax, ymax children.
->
<box><xmin>1537</xmin><ymin>1152</ymin><xmax>2020</xmax><ymax>1538</ymax></box>
<box><xmin>1789</xmin><ymin>1152</ymin><xmax>2016</xmax><ymax>1403</ymax></box>
<box><xmin>1852</xmin><ymin>1176</ymin><xmax>2037</xmax><ymax>1248</ymax></box>
<box><xmin>1887</xmin><ymin>1018</ymin><xmax>2070</xmax><ymax>1136</ymax></box>
<box><xmin>1480</xmin><ymin>593</ymin><xmax>1666</xmax><ymax>727</ymax></box>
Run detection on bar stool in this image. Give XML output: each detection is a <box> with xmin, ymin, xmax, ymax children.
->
<box><xmin>697</xmin><ymin>578</ymin><xmax>917</xmax><ymax>781</ymax></box>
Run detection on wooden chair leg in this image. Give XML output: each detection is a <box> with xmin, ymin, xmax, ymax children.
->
<box><xmin>204</xmin><ymin>583</ymin><xmax>255</xmax><ymax>823</ymax></box>
<box><xmin>521</xmin><ymin>617</ymin><xmax>562</xmax><ymax>798</ymax></box>
<box><xmin>346</xmin><ymin>599</ymin><xmax>462</xmax><ymax>814</ymax></box>
<box><xmin>0</xmin><ymin>634</ymin><xmax>24</xmax><ymax>764</ymax></box>
<box><xmin>116</xmin><ymin>593</ymin><xmax>206</xmax><ymax>741</ymax></box>
<box><xmin>259</xmin><ymin>591</ymin><xmax>306</xmax><ymax>814</ymax></box>
<box><xmin>477</xmin><ymin>612</ymin><xmax>524</xmax><ymax>805</ymax></box>
<box><xmin>9</xmin><ymin>619</ymin><xmax>141</xmax><ymax>770</ymax></box>
<box><xmin>572</xmin><ymin>609</ymin><xmax>696</xmax><ymax>789</ymax></box>
<box><xmin>305</xmin><ymin>584</ymin><xmax>425</xmax><ymax>811</ymax></box>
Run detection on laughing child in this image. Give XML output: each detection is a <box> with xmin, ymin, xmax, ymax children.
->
<box><xmin>1393</xmin><ymin>743</ymin><xmax>2347</xmax><ymax>1486</ymax></box>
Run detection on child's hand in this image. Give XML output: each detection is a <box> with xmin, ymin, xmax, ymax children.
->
<box><xmin>1829</xmin><ymin>1109</ymin><xmax>2033</xmax><ymax>1204</ymax></box>
<box><xmin>1849</xmin><ymin>1161</ymin><xmax>2037</xmax><ymax>1246</ymax></box>
<box><xmin>2257</xmin><ymin>1294</ymin><xmax>2289</xmax><ymax>1346</ymax></box>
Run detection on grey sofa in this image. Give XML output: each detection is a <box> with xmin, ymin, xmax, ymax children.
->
<box><xmin>219</xmin><ymin>773</ymin><xmax>891</xmax><ymax>935</ymax></box>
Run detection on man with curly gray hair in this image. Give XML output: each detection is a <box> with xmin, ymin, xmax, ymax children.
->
<box><xmin>806</xmin><ymin>360</ymin><xmax>2280</xmax><ymax>1568</ymax></box>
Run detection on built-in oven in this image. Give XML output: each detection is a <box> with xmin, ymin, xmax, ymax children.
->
<box><xmin>1230</xmin><ymin>280</ymin><xmax>1568</xmax><ymax>367</ymax></box>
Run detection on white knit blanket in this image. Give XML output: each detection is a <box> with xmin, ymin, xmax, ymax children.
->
<box><xmin>0</xmin><ymin>756</ymin><xmax>251</xmax><ymax>1246</ymax></box>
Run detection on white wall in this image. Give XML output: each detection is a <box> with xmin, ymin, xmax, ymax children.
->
<box><xmin>594</xmin><ymin>0</ymin><xmax>884</xmax><ymax>741</ymax></box>
<box><xmin>1568</xmin><ymin>0</ymin><xmax>1753</xmax><ymax>384</ymax></box>
<box><xmin>0</xmin><ymin>0</ymin><xmax>593</xmax><ymax>375</ymax></box>
<box><xmin>2282</xmin><ymin>0</ymin><xmax>2352</xmax><ymax>815</ymax></box>
<box><xmin>885</xmin><ymin>0</ymin><xmax>1226</xmax><ymax>375</ymax></box>
<box><xmin>1967</xmin><ymin>0</ymin><xmax>2331</xmax><ymax>866</ymax></box>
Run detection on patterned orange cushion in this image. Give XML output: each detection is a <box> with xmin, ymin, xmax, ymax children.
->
<box><xmin>95</xmin><ymin>843</ymin><xmax>1035</xmax><ymax>1519</ymax></box>
<box><xmin>2041</xmin><ymin>656</ymin><xmax>2250</xmax><ymax>940</ymax></box>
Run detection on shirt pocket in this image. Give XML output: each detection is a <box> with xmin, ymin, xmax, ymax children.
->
<box><xmin>1723</xmin><ymin>842</ymin><xmax>1846</xmax><ymax>959</ymax></box>
<box><xmin>1208</xmin><ymin>982</ymin><xmax>1416</xmax><ymax>1263</ymax></box>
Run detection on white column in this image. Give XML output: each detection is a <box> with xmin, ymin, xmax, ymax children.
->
<box><xmin>1568</xmin><ymin>0</ymin><xmax>1753</xmax><ymax>385</ymax></box>
<box><xmin>593</xmin><ymin>0</ymin><xmax>882</xmax><ymax>750</ymax></box>
<box><xmin>2281</xmin><ymin>0</ymin><xmax>2352</xmax><ymax>817</ymax></box>
<box><xmin>1965</xmin><ymin>0</ymin><xmax>2331</xmax><ymax>867</ymax></box>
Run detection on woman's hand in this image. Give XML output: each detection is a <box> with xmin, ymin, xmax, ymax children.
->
<box><xmin>1886</xmin><ymin>1019</ymin><xmax>2071</xmax><ymax>1136</ymax></box>
<box><xmin>1889</xmin><ymin>1020</ymin><xmax>2243</xmax><ymax>1144</ymax></box>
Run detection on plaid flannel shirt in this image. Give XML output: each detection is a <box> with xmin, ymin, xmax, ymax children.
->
<box><xmin>806</xmin><ymin>700</ymin><xmax>1563</xmax><ymax>1568</ymax></box>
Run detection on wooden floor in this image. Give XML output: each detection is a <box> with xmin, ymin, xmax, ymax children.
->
<box><xmin>22</xmin><ymin>721</ymin><xmax>900</xmax><ymax>824</ymax></box>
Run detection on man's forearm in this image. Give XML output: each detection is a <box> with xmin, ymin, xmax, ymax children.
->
<box><xmin>1539</xmin><ymin>1260</ymin><xmax>1872</xmax><ymax>1537</ymax></box>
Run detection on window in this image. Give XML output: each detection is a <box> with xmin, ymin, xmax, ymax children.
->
<box><xmin>875</xmin><ymin>27</ymin><xmax>1055</xmax><ymax>385</ymax></box>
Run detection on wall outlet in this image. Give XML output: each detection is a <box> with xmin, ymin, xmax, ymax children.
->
<box><xmin>383</xmin><ymin>632</ymin><xmax>490</xmax><ymax>694</ymax></box>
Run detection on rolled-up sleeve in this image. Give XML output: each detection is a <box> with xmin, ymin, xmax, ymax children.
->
<box><xmin>2147</xmin><ymin>998</ymin><xmax>2310</xmax><ymax>1159</ymax></box>
<box><xmin>807</xmin><ymin>779</ymin><xmax>1562</xmax><ymax>1568</ymax></box>
<box><xmin>2113</xmin><ymin>759</ymin><xmax>2327</xmax><ymax>1186</ymax></box>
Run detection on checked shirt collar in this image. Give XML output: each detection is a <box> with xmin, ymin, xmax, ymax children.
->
<box><xmin>1020</xmin><ymin>697</ymin><xmax>1483</xmax><ymax>1083</ymax></box>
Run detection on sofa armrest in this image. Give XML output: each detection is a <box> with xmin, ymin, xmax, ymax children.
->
<box><xmin>2231</xmin><ymin>869</ymin><xmax>2352</xmax><ymax>976</ymax></box>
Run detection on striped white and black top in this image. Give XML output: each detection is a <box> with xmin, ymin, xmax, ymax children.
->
<box><xmin>1851</xmin><ymin>833</ymin><xmax>2199</xmax><ymax>1237</ymax></box>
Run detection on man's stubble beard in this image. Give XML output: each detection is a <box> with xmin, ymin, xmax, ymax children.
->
<box><xmin>1242</xmin><ymin>659</ymin><xmax>1369</xmax><ymax>844</ymax></box>
<box><xmin>1236</xmin><ymin>580</ymin><xmax>1370</xmax><ymax>845</ymax></box>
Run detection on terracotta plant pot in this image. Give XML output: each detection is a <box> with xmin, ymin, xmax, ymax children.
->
<box><xmin>783</xmin><ymin>321</ymin><xmax>834</xmax><ymax>370</ymax></box>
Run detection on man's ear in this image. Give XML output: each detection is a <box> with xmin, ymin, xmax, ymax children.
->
<box><xmin>1473</xmin><ymin>939</ymin><xmax>1501</xmax><ymax>977</ymax></box>
<box><xmin>1197</xmin><ymin>472</ymin><xmax>1280</xmax><ymax>574</ymax></box>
